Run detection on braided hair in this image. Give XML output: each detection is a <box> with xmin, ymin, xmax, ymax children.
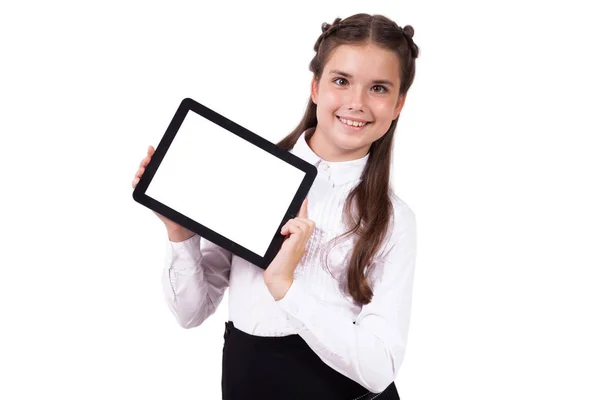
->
<box><xmin>315</xmin><ymin>17</ymin><xmax>418</xmax><ymax>60</ymax></box>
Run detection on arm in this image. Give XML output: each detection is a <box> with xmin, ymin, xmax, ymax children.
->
<box><xmin>275</xmin><ymin>208</ymin><xmax>417</xmax><ymax>393</ymax></box>
<box><xmin>162</xmin><ymin>233</ymin><xmax>232</xmax><ymax>329</ymax></box>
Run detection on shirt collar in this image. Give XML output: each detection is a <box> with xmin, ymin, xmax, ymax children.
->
<box><xmin>290</xmin><ymin>127</ymin><xmax>370</xmax><ymax>187</ymax></box>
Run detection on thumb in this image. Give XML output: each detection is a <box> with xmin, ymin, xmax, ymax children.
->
<box><xmin>297</xmin><ymin>198</ymin><xmax>308</xmax><ymax>218</ymax></box>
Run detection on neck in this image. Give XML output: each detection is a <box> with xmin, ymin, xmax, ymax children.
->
<box><xmin>307</xmin><ymin>127</ymin><xmax>370</xmax><ymax>162</ymax></box>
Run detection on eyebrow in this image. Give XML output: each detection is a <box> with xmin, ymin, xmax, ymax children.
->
<box><xmin>329</xmin><ymin>69</ymin><xmax>395</xmax><ymax>87</ymax></box>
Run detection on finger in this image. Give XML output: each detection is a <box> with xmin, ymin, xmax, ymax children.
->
<box><xmin>136</xmin><ymin>166</ymin><xmax>145</xmax><ymax>178</ymax></box>
<box><xmin>297</xmin><ymin>198</ymin><xmax>308</xmax><ymax>218</ymax></box>
<box><xmin>295</xmin><ymin>217</ymin><xmax>315</xmax><ymax>231</ymax></box>
<box><xmin>148</xmin><ymin>145</ymin><xmax>155</xmax><ymax>156</ymax></box>
<box><xmin>292</xmin><ymin>218</ymin><xmax>311</xmax><ymax>231</ymax></box>
<box><xmin>281</xmin><ymin>220</ymin><xmax>295</xmax><ymax>234</ymax></box>
<box><xmin>281</xmin><ymin>221</ymin><xmax>303</xmax><ymax>236</ymax></box>
<box><xmin>282</xmin><ymin>215</ymin><xmax>314</xmax><ymax>233</ymax></box>
<box><xmin>132</xmin><ymin>177</ymin><xmax>140</xmax><ymax>188</ymax></box>
<box><xmin>139</xmin><ymin>156</ymin><xmax>149</xmax><ymax>168</ymax></box>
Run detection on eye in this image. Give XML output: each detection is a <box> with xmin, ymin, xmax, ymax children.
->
<box><xmin>333</xmin><ymin>77</ymin><xmax>348</xmax><ymax>86</ymax></box>
<box><xmin>372</xmin><ymin>85</ymin><xmax>388</xmax><ymax>94</ymax></box>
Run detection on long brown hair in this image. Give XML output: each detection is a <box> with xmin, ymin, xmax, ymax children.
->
<box><xmin>276</xmin><ymin>13</ymin><xmax>419</xmax><ymax>305</ymax></box>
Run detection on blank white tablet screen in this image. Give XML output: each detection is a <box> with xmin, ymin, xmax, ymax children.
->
<box><xmin>146</xmin><ymin>111</ymin><xmax>306</xmax><ymax>257</ymax></box>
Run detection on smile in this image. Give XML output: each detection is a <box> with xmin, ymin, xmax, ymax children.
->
<box><xmin>336</xmin><ymin>116</ymin><xmax>372</xmax><ymax>128</ymax></box>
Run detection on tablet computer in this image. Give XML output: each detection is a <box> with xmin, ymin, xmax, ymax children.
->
<box><xmin>132</xmin><ymin>98</ymin><xmax>317</xmax><ymax>270</ymax></box>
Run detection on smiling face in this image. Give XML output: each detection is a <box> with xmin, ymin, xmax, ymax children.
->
<box><xmin>309</xmin><ymin>43</ymin><xmax>406</xmax><ymax>162</ymax></box>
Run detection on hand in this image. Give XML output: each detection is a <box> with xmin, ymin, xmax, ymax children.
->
<box><xmin>264</xmin><ymin>198</ymin><xmax>315</xmax><ymax>300</ymax></box>
<box><xmin>132</xmin><ymin>145</ymin><xmax>194</xmax><ymax>239</ymax></box>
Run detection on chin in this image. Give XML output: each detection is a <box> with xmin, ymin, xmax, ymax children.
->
<box><xmin>332</xmin><ymin>136</ymin><xmax>368</xmax><ymax>154</ymax></box>
<box><xmin>334</xmin><ymin>127</ymin><xmax>368</xmax><ymax>143</ymax></box>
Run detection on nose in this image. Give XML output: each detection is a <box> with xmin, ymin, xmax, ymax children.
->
<box><xmin>347</xmin><ymin>87</ymin><xmax>366</xmax><ymax>112</ymax></box>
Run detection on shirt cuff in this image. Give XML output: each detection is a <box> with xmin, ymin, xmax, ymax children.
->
<box><xmin>275</xmin><ymin>279</ymin><xmax>323</xmax><ymax>330</ymax></box>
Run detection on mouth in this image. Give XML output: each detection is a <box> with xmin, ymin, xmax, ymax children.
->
<box><xmin>336</xmin><ymin>116</ymin><xmax>372</xmax><ymax>130</ymax></box>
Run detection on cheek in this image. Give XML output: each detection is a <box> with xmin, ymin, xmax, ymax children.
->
<box><xmin>317</xmin><ymin>96</ymin><xmax>341</xmax><ymax>122</ymax></box>
<box><xmin>321</xmin><ymin>90</ymin><xmax>343</xmax><ymax>109</ymax></box>
<box><xmin>372</xmin><ymin>100</ymin><xmax>397</xmax><ymax>119</ymax></box>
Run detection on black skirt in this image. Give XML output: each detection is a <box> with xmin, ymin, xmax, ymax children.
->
<box><xmin>221</xmin><ymin>321</ymin><xmax>400</xmax><ymax>400</ymax></box>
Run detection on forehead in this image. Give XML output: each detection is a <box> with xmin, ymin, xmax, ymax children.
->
<box><xmin>324</xmin><ymin>44</ymin><xmax>401</xmax><ymax>81</ymax></box>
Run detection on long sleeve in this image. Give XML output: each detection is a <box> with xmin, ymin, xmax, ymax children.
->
<box><xmin>275</xmin><ymin>208</ymin><xmax>417</xmax><ymax>393</ymax></box>
<box><xmin>162</xmin><ymin>233</ymin><xmax>232</xmax><ymax>329</ymax></box>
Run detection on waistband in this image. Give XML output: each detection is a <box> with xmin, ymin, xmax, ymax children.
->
<box><xmin>224</xmin><ymin>321</ymin><xmax>312</xmax><ymax>352</ymax></box>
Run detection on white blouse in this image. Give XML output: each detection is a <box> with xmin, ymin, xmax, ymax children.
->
<box><xmin>161</xmin><ymin>128</ymin><xmax>417</xmax><ymax>393</ymax></box>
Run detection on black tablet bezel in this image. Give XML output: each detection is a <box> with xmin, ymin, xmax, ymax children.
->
<box><xmin>132</xmin><ymin>98</ymin><xmax>317</xmax><ymax>270</ymax></box>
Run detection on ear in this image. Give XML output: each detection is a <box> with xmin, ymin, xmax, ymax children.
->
<box><xmin>310</xmin><ymin>75</ymin><xmax>319</xmax><ymax>104</ymax></box>
<box><xmin>393</xmin><ymin>93</ymin><xmax>407</xmax><ymax>120</ymax></box>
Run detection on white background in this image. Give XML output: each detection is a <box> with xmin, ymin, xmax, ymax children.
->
<box><xmin>1</xmin><ymin>1</ymin><xmax>598</xmax><ymax>399</ymax></box>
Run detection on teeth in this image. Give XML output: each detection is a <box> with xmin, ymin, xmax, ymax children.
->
<box><xmin>339</xmin><ymin>117</ymin><xmax>367</xmax><ymax>127</ymax></box>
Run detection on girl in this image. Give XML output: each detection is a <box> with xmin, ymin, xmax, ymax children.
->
<box><xmin>132</xmin><ymin>12</ymin><xmax>419</xmax><ymax>400</ymax></box>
